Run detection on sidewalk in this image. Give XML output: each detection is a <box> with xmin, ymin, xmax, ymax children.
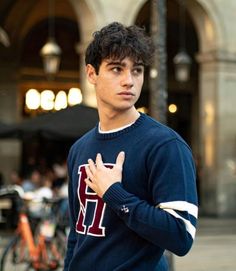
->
<box><xmin>1</xmin><ymin>217</ymin><xmax>236</xmax><ymax>271</ymax></box>
<box><xmin>174</xmin><ymin>217</ymin><xmax>236</xmax><ymax>271</ymax></box>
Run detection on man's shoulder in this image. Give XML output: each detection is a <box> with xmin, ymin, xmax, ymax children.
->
<box><xmin>141</xmin><ymin>114</ymin><xmax>188</xmax><ymax>147</ymax></box>
<box><xmin>142</xmin><ymin>114</ymin><xmax>177</xmax><ymax>139</ymax></box>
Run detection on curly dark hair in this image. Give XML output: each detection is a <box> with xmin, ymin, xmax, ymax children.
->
<box><xmin>85</xmin><ymin>22</ymin><xmax>154</xmax><ymax>74</ymax></box>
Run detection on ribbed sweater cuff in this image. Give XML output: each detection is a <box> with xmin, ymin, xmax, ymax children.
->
<box><xmin>103</xmin><ymin>182</ymin><xmax>130</xmax><ymax>211</ymax></box>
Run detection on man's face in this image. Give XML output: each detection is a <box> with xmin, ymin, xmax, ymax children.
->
<box><xmin>86</xmin><ymin>57</ymin><xmax>144</xmax><ymax>113</ymax></box>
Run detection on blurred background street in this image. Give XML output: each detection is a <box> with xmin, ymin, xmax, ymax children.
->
<box><xmin>174</xmin><ymin>218</ymin><xmax>236</xmax><ymax>271</ymax></box>
<box><xmin>1</xmin><ymin>217</ymin><xmax>236</xmax><ymax>271</ymax></box>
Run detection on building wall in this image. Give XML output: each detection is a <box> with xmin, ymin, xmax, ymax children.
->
<box><xmin>190</xmin><ymin>0</ymin><xmax>236</xmax><ymax>216</ymax></box>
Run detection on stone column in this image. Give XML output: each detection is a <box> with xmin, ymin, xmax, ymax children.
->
<box><xmin>197</xmin><ymin>50</ymin><xmax>236</xmax><ymax>216</ymax></box>
<box><xmin>75</xmin><ymin>41</ymin><xmax>97</xmax><ymax>108</ymax></box>
<box><xmin>0</xmin><ymin>64</ymin><xmax>21</xmax><ymax>183</ymax></box>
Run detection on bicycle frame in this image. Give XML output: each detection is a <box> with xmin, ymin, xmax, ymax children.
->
<box><xmin>16</xmin><ymin>208</ymin><xmax>60</xmax><ymax>270</ymax></box>
<box><xmin>0</xmin><ymin>185</ymin><xmax>67</xmax><ymax>271</ymax></box>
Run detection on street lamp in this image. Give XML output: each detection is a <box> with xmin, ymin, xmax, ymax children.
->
<box><xmin>173</xmin><ymin>0</ymin><xmax>191</xmax><ymax>82</ymax></box>
<box><xmin>40</xmin><ymin>0</ymin><xmax>61</xmax><ymax>78</ymax></box>
<box><xmin>173</xmin><ymin>50</ymin><xmax>191</xmax><ymax>82</ymax></box>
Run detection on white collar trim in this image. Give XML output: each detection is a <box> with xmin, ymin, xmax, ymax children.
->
<box><xmin>98</xmin><ymin>122</ymin><xmax>134</xmax><ymax>134</ymax></box>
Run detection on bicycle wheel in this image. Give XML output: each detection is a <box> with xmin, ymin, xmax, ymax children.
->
<box><xmin>0</xmin><ymin>234</ymin><xmax>34</xmax><ymax>271</ymax></box>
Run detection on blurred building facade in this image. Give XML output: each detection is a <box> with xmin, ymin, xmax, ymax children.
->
<box><xmin>0</xmin><ymin>0</ymin><xmax>236</xmax><ymax>217</ymax></box>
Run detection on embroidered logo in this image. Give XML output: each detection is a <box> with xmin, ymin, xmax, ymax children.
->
<box><xmin>121</xmin><ymin>205</ymin><xmax>129</xmax><ymax>213</ymax></box>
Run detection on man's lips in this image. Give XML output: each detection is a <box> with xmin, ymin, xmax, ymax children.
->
<box><xmin>118</xmin><ymin>91</ymin><xmax>135</xmax><ymax>96</ymax></box>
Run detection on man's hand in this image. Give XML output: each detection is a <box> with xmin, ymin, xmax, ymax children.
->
<box><xmin>85</xmin><ymin>151</ymin><xmax>125</xmax><ymax>198</ymax></box>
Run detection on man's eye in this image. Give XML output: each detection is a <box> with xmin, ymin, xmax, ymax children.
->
<box><xmin>112</xmin><ymin>67</ymin><xmax>121</xmax><ymax>73</ymax></box>
<box><xmin>133</xmin><ymin>67</ymin><xmax>143</xmax><ymax>75</ymax></box>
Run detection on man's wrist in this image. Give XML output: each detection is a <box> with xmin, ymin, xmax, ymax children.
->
<box><xmin>102</xmin><ymin>182</ymin><xmax>131</xmax><ymax>210</ymax></box>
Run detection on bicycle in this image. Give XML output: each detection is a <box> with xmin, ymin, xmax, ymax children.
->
<box><xmin>0</xmin><ymin>185</ymin><xmax>68</xmax><ymax>271</ymax></box>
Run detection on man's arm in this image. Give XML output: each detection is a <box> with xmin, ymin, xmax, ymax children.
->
<box><xmin>103</xmin><ymin>182</ymin><xmax>196</xmax><ymax>256</ymax></box>
<box><xmin>85</xmin><ymin>140</ymin><xmax>198</xmax><ymax>256</ymax></box>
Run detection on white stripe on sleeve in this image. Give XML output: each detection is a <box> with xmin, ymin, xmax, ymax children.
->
<box><xmin>156</xmin><ymin>201</ymin><xmax>198</xmax><ymax>239</ymax></box>
<box><xmin>157</xmin><ymin>201</ymin><xmax>198</xmax><ymax>218</ymax></box>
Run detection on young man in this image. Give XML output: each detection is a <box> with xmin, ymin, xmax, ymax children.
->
<box><xmin>64</xmin><ymin>22</ymin><xmax>198</xmax><ymax>271</ymax></box>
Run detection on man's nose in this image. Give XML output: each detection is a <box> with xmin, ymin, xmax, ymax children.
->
<box><xmin>121</xmin><ymin>70</ymin><xmax>134</xmax><ymax>88</ymax></box>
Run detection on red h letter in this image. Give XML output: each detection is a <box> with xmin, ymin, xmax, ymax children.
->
<box><xmin>76</xmin><ymin>165</ymin><xmax>106</xmax><ymax>237</ymax></box>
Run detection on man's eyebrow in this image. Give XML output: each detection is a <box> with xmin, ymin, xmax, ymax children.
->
<box><xmin>105</xmin><ymin>60</ymin><xmax>144</xmax><ymax>67</ymax></box>
<box><xmin>106</xmin><ymin>61</ymin><xmax>124</xmax><ymax>67</ymax></box>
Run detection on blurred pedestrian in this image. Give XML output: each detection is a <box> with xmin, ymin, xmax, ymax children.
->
<box><xmin>34</xmin><ymin>174</ymin><xmax>53</xmax><ymax>199</ymax></box>
<box><xmin>52</xmin><ymin>158</ymin><xmax>67</xmax><ymax>190</ymax></box>
<box><xmin>9</xmin><ymin>170</ymin><xmax>23</xmax><ymax>186</ymax></box>
<box><xmin>22</xmin><ymin>169</ymin><xmax>41</xmax><ymax>192</ymax></box>
<box><xmin>64</xmin><ymin>22</ymin><xmax>198</xmax><ymax>271</ymax></box>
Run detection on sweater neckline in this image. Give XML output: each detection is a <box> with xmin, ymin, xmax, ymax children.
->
<box><xmin>98</xmin><ymin>121</ymin><xmax>135</xmax><ymax>134</ymax></box>
<box><xmin>95</xmin><ymin>113</ymin><xmax>145</xmax><ymax>140</ymax></box>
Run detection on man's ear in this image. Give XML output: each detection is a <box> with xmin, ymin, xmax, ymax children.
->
<box><xmin>86</xmin><ymin>64</ymin><xmax>97</xmax><ymax>85</ymax></box>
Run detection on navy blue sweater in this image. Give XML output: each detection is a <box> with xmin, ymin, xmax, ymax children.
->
<box><xmin>64</xmin><ymin>113</ymin><xmax>198</xmax><ymax>271</ymax></box>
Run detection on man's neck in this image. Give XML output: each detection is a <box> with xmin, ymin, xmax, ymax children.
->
<box><xmin>98</xmin><ymin>108</ymin><xmax>140</xmax><ymax>132</ymax></box>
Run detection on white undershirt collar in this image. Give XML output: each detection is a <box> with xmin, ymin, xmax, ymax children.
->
<box><xmin>98</xmin><ymin>122</ymin><xmax>135</xmax><ymax>134</ymax></box>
